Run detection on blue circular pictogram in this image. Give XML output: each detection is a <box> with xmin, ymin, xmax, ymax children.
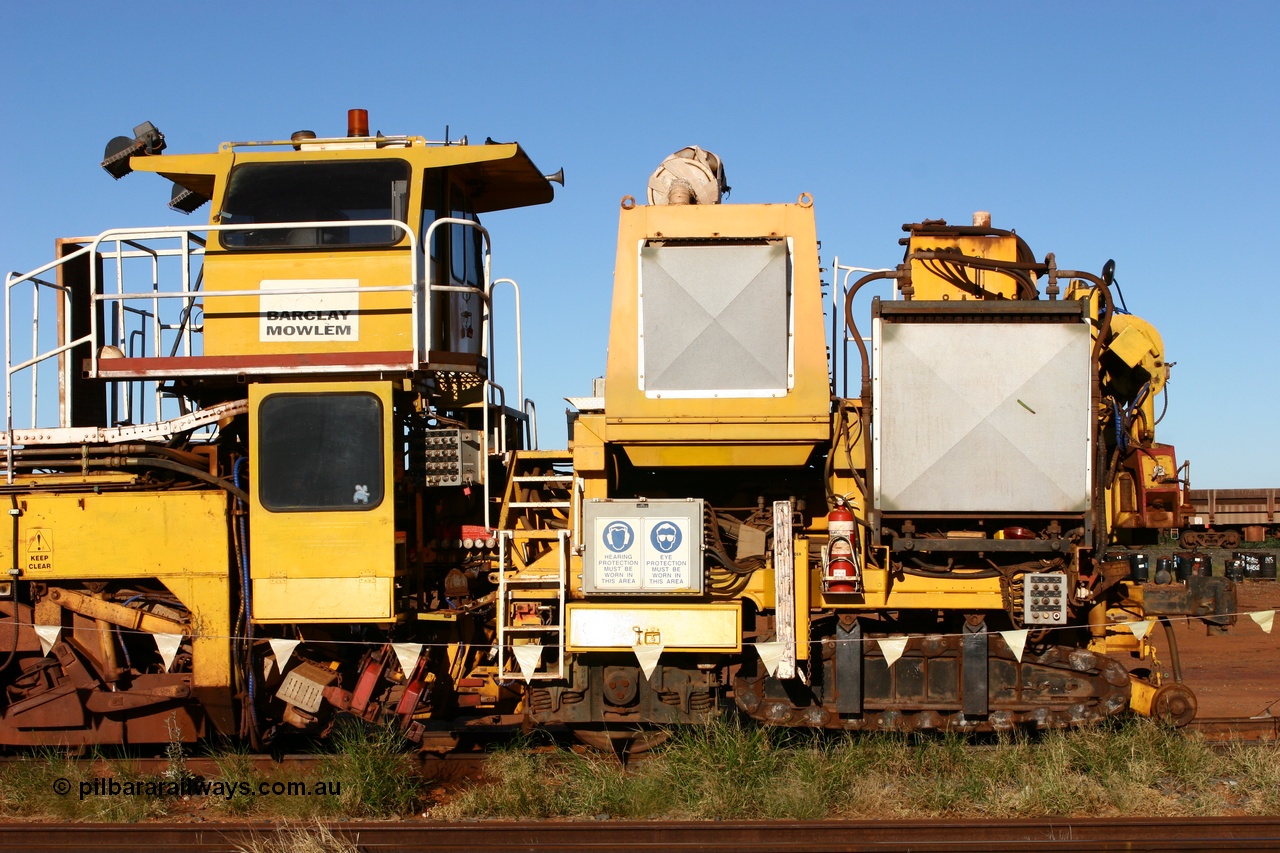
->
<box><xmin>649</xmin><ymin>521</ymin><xmax>683</xmax><ymax>554</ymax></box>
<box><xmin>601</xmin><ymin>521</ymin><xmax>634</xmax><ymax>553</ymax></box>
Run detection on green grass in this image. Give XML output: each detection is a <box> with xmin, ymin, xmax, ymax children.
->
<box><xmin>433</xmin><ymin>718</ymin><xmax>1280</xmax><ymax>820</ymax></box>
<box><xmin>2</xmin><ymin>717</ymin><xmax>1279</xmax><ymax>821</ymax></box>
<box><xmin>0</xmin><ymin>719</ymin><xmax>421</xmax><ymax>822</ymax></box>
<box><xmin>202</xmin><ymin>718</ymin><xmax>422</xmax><ymax>820</ymax></box>
<box><xmin>0</xmin><ymin>749</ymin><xmax>175</xmax><ymax>822</ymax></box>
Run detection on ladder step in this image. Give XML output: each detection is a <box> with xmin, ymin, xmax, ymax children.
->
<box><xmin>506</xmin><ymin>529</ymin><xmax>565</xmax><ymax>540</ymax></box>
<box><xmin>503</xmin><ymin>626</ymin><xmax>562</xmax><ymax>634</ymax></box>
<box><xmin>513</xmin><ymin>475</ymin><xmax>573</xmax><ymax>483</ymax></box>
<box><xmin>508</xmin><ymin>501</ymin><xmax>571</xmax><ymax>509</ymax></box>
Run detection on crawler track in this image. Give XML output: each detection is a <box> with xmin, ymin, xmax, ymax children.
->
<box><xmin>737</xmin><ymin>641</ymin><xmax>1131</xmax><ymax>732</ymax></box>
<box><xmin>0</xmin><ymin>817</ymin><xmax>1278</xmax><ymax>851</ymax></box>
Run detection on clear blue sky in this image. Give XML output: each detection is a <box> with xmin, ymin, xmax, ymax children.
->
<box><xmin>2</xmin><ymin>2</ymin><xmax>1276</xmax><ymax>487</ymax></box>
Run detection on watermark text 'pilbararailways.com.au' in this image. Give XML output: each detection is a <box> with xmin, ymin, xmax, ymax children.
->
<box><xmin>52</xmin><ymin>776</ymin><xmax>341</xmax><ymax>801</ymax></box>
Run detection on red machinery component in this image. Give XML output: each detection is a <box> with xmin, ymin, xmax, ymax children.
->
<box><xmin>825</xmin><ymin>497</ymin><xmax>861</xmax><ymax>593</ymax></box>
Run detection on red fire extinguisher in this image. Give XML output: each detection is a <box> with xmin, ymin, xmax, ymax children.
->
<box><xmin>827</xmin><ymin>496</ymin><xmax>861</xmax><ymax>593</ymax></box>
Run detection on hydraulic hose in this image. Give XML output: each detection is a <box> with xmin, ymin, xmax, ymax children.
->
<box><xmin>232</xmin><ymin>457</ymin><xmax>259</xmax><ymax>737</ymax></box>
<box><xmin>907</xmin><ymin>251</ymin><xmax>1042</xmax><ymax>300</ymax></box>
<box><xmin>1</xmin><ymin>495</ymin><xmax>20</xmax><ymax>673</ymax></box>
<box><xmin>842</xmin><ymin>267</ymin><xmax>907</xmax><ymax>410</ymax></box>
<box><xmin>1159</xmin><ymin>616</ymin><xmax>1184</xmax><ymax>683</ymax></box>
<box><xmin>9</xmin><ymin>453</ymin><xmax>248</xmax><ymax>502</ymax></box>
<box><xmin>1054</xmin><ymin>268</ymin><xmax>1114</xmax><ymax>365</ymax></box>
<box><xmin>901</xmin><ymin>221</ymin><xmax>1038</xmax><ymax>265</ymax></box>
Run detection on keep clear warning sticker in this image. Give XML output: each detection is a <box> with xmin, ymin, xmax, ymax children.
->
<box><xmin>643</xmin><ymin>518</ymin><xmax>692</xmax><ymax>589</ymax></box>
<box><xmin>259</xmin><ymin>279</ymin><xmax>359</xmax><ymax>342</ymax></box>
<box><xmin>25</xmin><ymin>528</ymin><xmax>53</xmax><ymax>573</ymax></box>
<box><xmin>594</xmin><ymin>519</ymin><xmax>642</xmax><ymax>590</ymax></box>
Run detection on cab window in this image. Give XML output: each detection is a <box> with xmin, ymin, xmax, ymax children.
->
<box><xmin>220</xmin><ymin>160</ymin><xmax>410</xmax><ymax>249</ymax></box>
<box><xmin>449</xmin><ymin>186</ymin><xmax>483</xmax><ymax>289</ymax></box>
<box><xmin>257</xmin><ymin>393</ymin><xmax>384</xmax><ymax>511</ymax></box>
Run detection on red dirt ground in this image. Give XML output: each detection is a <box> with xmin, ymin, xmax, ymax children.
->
<box><xmin>1172</xmin><ymin>578</ymin><xmax>1280</xmax><ymax>719</ymax></box>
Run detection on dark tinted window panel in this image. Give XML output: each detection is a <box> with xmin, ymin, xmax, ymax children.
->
<box><xmin>258</xmin><ymin>393</ymin><xmax>383</xmax><ymax>511</ymax></box>
<box><xmin>220</xmin><ymin>160</ymin><xmax>411</xmax><ymax>249</ymax></box>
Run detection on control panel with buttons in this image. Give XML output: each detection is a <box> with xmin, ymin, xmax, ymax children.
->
<box><xmin>421</xmin><ymin>428</ymin><xmax>482</xmax><ymax>487</ymax></box>
<box><xmin>1023</xmin><ymin>572</ymin><xmax>1068</xmax><ymax>625</ymax></box>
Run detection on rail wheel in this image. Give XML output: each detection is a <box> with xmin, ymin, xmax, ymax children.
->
<box><xmin>1151</xmin><ymin>683</ymin><xmax>1198</xmax><ymax>727</ymax></box>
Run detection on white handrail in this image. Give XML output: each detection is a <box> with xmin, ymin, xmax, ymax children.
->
<box><xmin>86</xmin><ymin>221</ymin><xmax>420</xmax><ymax>376</ymax></box>
<box><xmin>3</xmin><ymin>215</ymin><xmax>534</xmax><ymax>495</ymax></box>
<box><xmin>4</xmin><ymin>220</ymin><xmax>422</xmax><ymax>480</ymax></box>
<box><xmin>488</xmin><ymin>277</ymin><xmax>524</xmax><ymax>406</ymax></box>
<box><xmin>523</xmin><ymin>398</ymin><xmax>538</xmax><ymax>451</ymax></box>
<box><xmin>420</xmin><ymin>217</ymin><xmax>491</xmax><ymax>363</ymax></box>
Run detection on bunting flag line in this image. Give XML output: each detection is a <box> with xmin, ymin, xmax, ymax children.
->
<box><xmin>1128</xmin><ymin>620</ymin><xmax>1155</xmax><ymax>641</ymax></box>
<box><xmin>755</xmin><ymin>641</ymin><xmax>785</xmax><ymax>678</ymax></box>
<box><xmin>154</xmin><ymin>633</ymin><xmax>184</xmax><ymax>672</ymax></box>
<box><xmin>5</xmin><ymin>604</ymin><xmax>1280</xmax><ymax>665</ymax></box>
<box><xmin>878</xmin><ymin>637</ymin><xmax>909</xmax><ymax>668</ymax></box>
<box><xmin>268</xmin><ymin>638</ymin><xmax>300</xmax><ymax>671</ymax></box>
<box><xmin>511</xmin><ymin>644</ymin><xmax>543</xmax><ymax>683</ymax></box>
<box><xmin>34</xmin><ymin>624</ymin><xmax>61</xmax><ymax>657</ymax></box>
<box><xmin>634</xmin><ymin>645</ymin><xmax>664</xmax><ymax>681</ymax></box>
<box><xmin>1249</xmin><ymin>610</ymin><xmax>1275</xmax><ymax>635</ymax></box>
<box><xmin>999</xmin><ymin>629</ymin><xmax>1029</xmax><ymax>663</ymax></box>
<box><xmin>264</xmin><ymin>655</ymin><xmax>276</xmax><ymax>680</ymax></box>
<box><xmin>391</xmin><ymin>642</ymin><xmax>424</xmax><ymax>678</ymax></box>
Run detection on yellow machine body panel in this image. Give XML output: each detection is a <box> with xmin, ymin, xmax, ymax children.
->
<box><xmin>905</xmin><ymin>231</ymin><xmax>1020</xmax><ymax>300</ymax></box>
<box><xmin>566</xmin><ymin>602</ymin><xmax>742</xmax><ymax>652</ymax></box>
<box><xmin>7</xmin><ymin>491</ymin><xmax>229</xmax><ymax>581</ymax></box>
<box><xmin>0</xmin><ymin>490</ymin><xmax>235</xmax><ymax>734</ymax></box>
<box><xmin>603</xmin><ymin>201</ymin><xmax>829</xmax><ymax>462</ymax></box>
<box><xmin>248</xmin><ymin>380</ymin><xmax>396</xmax><ymax>623</ymax></box>
<box><xmin>199</xmin><ymin>251</ymin><xmax>415</xmax><ymax>357</ymax></box>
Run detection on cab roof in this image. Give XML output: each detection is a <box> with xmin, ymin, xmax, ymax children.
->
<box><xmin>128</xmin><ymin>138</ymin><xmax>555</xmax><ymax>214</ymax></box>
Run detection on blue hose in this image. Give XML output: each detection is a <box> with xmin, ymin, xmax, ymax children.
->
<box><xmin>1112</xmin><ymin>400</ymin><xmax>1128</xmax><ymax>456</ymax></box>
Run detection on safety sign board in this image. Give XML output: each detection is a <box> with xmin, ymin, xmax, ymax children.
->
<box><xmin>25</xmin><ymin>528</ymin><xmax>52</xmax><ymax>573</ymax></box>
<box><xmin>583</xmin><ymin>500</ymin><xmax>703</xmax><ymax>595</ymax></box>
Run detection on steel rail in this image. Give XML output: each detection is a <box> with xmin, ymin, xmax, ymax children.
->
<box><xmin>0</xmin><ymin>817</ymin><xmax>1278</xmax><ymax>852</ymax></box>
<box><xmin>1186</xmin><ymin>716</ymin><xmax>1280</xmax><ymax>741</ymax></box>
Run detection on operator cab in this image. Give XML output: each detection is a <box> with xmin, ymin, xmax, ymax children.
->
<box><xmin>99</xmin><ymin>109</ymin><xmax>557</xmax><ymax>380</ymax></box>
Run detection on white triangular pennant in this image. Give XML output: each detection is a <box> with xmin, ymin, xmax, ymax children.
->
<box><xmin>154</xmin><ymin>633</ymin><xmax>183</xmax><ymax>672</ymax></box>
<box><xmin>878</xmin><ymin>637</ymin><xmax>909</xmax><ymax>668</ymax></box>
<box><xmin>392</xmin><ymin>642</ymin><xmax>424</xmax><ymax>678</ymax></box>
<box><xmin>269</xmin><ymin>638</ymin><xmax>300</xmax><ymax>671</ymax></box>
<box><xmin>34</xmin><ymin>624</ymin><xmax>60</xmax><ymax>657</ymax></box>
<box><xmin>1127</xmin><ymin>620</ymin><xmax>1155</xmax><ymax>641</ymax></box>
<box><xmin>1000</xmin><ymin>629</ymin><xmax>1029</xmax><ymax>663</ymax></box>
<box><xmin>755</xmin><ymin>641</ymin><xmax>785</xmax><ymax>678</ymax></box>
<box><xmin>264</xmin><ymin>655</ymin><xmax>276</xmax><ymax>680</ymax></box>
<box><xmin>1250</xmin><ymin>610</ymin><xmax>1276</xmax><ymax>634</ymax></box>
<box><xmin>511</xmin><ymin>644</ymin><xmax>543</xmax><ymax>683</ymax></box>
<box><xmin>634</xmin><ymin>645</ymin><xmax>664</xmax><ymax>681</ymax></box>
